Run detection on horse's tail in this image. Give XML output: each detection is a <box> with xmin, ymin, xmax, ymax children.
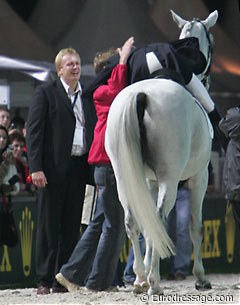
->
<box><xmin>105</xmin><ymin>91</ymin><xmax>175</xmax><ymax>259</ymax></box>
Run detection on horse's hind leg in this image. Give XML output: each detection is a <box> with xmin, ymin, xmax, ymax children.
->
<box><xmin>125</xmin><ymin>210</ymin><xmax>148</xmax><ymax>293</ymax></box>
<box><xmin>143</xmin><ymin>235</ymin><xmax>152</xmax><ymax>278</ymax></box>
<box><xmin>189</xmin><ymin>170</ymin><xmax>212</xmax><ymax>290</ymax></box>
<box><xmin>147</xmin><ymin>247</ymin><xmax>163</xmax><ymax>295</ymax></box>
<box><xmin>145</xmin><ymin>178</ymin><xmax>167</xmax><ymax>295</ymax></box>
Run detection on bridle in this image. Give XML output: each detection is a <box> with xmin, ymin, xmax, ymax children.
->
<box><xmin>188</xmin><ymin>18</ymin><xmax>213</xmax><ymax>89</ymax></box>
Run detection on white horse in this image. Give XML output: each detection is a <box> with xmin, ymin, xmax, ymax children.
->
<box><xmin>105</xmin><ymin>11</ymin><xmax>217</xmax><ymax>295</ymax></box>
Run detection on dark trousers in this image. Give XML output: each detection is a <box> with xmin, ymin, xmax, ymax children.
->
<box><xmin>231</xmin><ymin>200</ymin><xmax>240</xmax><ymax>234</ymax></box>
<box><xmin>35</xmin><ymin>155</ymin><xmax>88</xmax><ymax>288</ymax></box>
<box><xmin>167</xmin><ymin>187</ymin><xmax>192</xmax><ymax>275</ymax></box>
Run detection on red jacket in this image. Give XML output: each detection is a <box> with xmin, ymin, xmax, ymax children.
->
<box><xmin>88</xmin><ymin>64</ymin><xmax>128</xmax><ymax>164</ymax></box>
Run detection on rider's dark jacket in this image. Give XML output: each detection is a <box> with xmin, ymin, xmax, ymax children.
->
<box><xmin>83</xmin><ymin>37</ymin><xmax>206</xmax><ymax>99</ymax></box>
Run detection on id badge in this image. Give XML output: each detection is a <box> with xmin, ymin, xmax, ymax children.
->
<box><xmin>73</xmin><ymin>127</ymin><xmax>84</xmax><ymax>146</ymax></box>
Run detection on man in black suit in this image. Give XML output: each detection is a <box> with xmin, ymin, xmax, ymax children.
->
<box><xmin>26</xmin><ymin>48</ymin><xmax>96</xmax><ymax>295</ymax></box>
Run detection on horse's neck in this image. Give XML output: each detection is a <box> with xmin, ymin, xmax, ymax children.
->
<box><xmin>199</xmin><ymin>39</ymin><xmax>208</xmax><ymax>59</ymax></box>
<box><xmin>194</xmin><ymin>34</ymin><xmax>211</xmax><ymax>89</ymax></box>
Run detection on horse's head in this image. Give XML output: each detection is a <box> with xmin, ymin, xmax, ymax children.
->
<box><xmin>170</xmin><ymin>10</ymin><xmax>218</xmax><ymax>89</ymax></box>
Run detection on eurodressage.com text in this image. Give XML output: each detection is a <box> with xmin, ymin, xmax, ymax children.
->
<box><xmin>139</xmin><ymin>292</ymin><xmax>234</xmax><ymax>303</ymax></box>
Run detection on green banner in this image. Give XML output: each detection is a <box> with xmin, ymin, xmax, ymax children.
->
<box><xmin>0</xmin><ymin>194</ymin><xmax>239</xmax><ymax>288</ymax></box>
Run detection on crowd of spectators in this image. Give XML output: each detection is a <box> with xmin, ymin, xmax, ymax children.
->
<box><xmin>0</xmin><ymin>106</ymin><xmax>34</xmax><ymax>198</ymax></box>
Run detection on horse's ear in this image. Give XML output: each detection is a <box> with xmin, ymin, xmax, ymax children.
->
<box><xmin>202</xmin><ymin>10</ymin><xmax>218</xmax><ymax>30</ymax></box>
<box><xmin>170</xmin><ymin>10</ymin><xmax>187</xmax><ymax>29</ymax></box>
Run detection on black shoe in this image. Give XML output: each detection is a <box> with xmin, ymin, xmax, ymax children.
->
<box><xmin>174</xmin><ymin>271</ymin><xmax>186</xmax><ymax>280</ymax></box>
<box><xmin>52</xmin><ymin>286</ymin><xmax>68</xmax><ymax>293</ymax></box>
<box><xmin>166</xmin><ymin>273</ymin><xmax>175</xmax><ymax>281</ymax></box>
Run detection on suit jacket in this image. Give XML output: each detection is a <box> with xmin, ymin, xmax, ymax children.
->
<box><xmin>26</xmin><ymin>78</ymin><xmax>97</xmax><ymax>183</ymax></box>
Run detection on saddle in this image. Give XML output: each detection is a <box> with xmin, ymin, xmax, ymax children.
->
<box><xmin>150</xmin><ymin>68</ymin><xmax>185</xmax><ymax>87</ymax></box>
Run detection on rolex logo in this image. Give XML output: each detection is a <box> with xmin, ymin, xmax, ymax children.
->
<box><xmin>19</xmin><ymin>207</ymin><xmax>34</xmax><ymax>277</ymax></box>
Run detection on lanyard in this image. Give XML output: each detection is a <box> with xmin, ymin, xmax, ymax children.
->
<box><xmin>71</xmin><ymin>92</ymin><xmax>79</xmax><ymax>108</ymax></box>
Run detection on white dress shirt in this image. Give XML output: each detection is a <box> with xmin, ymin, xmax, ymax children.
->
<box><xmin>61</xmin><ymin>78</ymin><xmax>87</xmax><ymax>156</ymax></box>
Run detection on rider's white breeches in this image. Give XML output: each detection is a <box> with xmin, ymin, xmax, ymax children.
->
<box><xmin>186</xmin><ymin>74</ymin><xmax>215</xmax><ymax>113</ymax></box>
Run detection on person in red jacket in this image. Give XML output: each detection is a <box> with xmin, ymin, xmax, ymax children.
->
<box><xmin>56</xmin><ymin>37</ymin><xmax>134</xmax><ymax>292</ymax></box>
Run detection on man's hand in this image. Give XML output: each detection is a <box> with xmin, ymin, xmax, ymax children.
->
<box><xmin>31</xmin><ymin>171</ymin><xmax>48</xmax><ymax>188</ymax></box>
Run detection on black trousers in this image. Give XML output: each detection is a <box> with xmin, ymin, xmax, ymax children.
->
<box><xmin>35</xmin><ymin>155</ymin><xmax>88</xmax><ymax>287</ymax></box>
<box><xmin>231</xmin><ymin>200</ymin><xmax>240</xmax><ymax>235</ymax></box>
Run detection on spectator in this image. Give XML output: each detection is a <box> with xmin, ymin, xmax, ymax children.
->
<box><xmin>0</xmin><ymin>125</ymin><xmax>9</xmax><ymax>154</ymax></box>
<box><xmin>55</xmin><ymin>36</ymin><xmax>134</xmax><ymax>292</ymax></box>
<box><xmin>9</xmin><ymin>132</ymin><xmax>32</xmax><ymax>194</ymax></box>
<box><xmin>0</xmin><ymin>125</ymin><xmax>16</xmax><ymax>194</ymax></box>
<box><xmin>219</xmin><ymin>106</ymin><xmax>240</xmax><ymax>233</ymax></box>
<box><xmin>219</xmin><ymin>106</ymin><xmax>240</xmax><ymax>290</ymax></box>
<box><xmin>0</xmin><ymin>125</ymin><xmax>19</xmax><ymax>247</ymax></box>
<box><xmin>0</xmin><ymin>107</ymin><xmax>11</xmax><ymax>130</ymax></box>
<box><xmin>26</xmin><ymin>47</ymin><xmax>96</xmax><ymax>295</ymax></box>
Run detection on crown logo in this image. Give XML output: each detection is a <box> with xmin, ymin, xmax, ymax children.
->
<box><xmin>19</xmin><ymin>207</ymin><xmax>34</xmax><ymax>277</ymax></box>
<box><xmin>0</xmin><ymin>246</ymin><xmax>11</xmax><ymax>272</ymax></box>
<box><xmin>225</xmin><ymin>201</ymin><xmax>236</xmax><ymax>263</ymax></box>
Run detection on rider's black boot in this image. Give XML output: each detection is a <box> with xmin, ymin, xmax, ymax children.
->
<box><xmin>208</xmin><ymin>108</ymin><xmax>229</xmax><ymax>152</ymax></box>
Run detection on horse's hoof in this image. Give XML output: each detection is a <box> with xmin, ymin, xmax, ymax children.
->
<box><xmin>133</xmin><ymin>282</ymin><xmax>149</xmax><ymax>294</ymax></box>
<box><xmin>195</xmin><ymin>280</ymin><xmax>212</xmax><ymax>290</ymax></box>
<box><xmin>147</xmin><ymin>287</ymin><xmax>164</xmax><ymax>296</ymax></box>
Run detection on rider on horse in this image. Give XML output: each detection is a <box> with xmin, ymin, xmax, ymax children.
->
<box><xmin>128</xmin><ymin>37</ymin><xmax>228</xmax><ymax>151</ymax></box>
<box><xmin>84</xmin><ymin>37</ymin><xmax>228</xmax><ymax>151</ymax></box>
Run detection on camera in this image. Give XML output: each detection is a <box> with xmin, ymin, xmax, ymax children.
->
<box><xmin>8</xmin><ymin>175</ymin><xmax>20</xmax><ymax>186</ymax></box>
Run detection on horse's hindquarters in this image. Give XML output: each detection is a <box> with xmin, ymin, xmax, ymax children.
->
<box><xmin>132</xmin><ymin>79</ymin><xmax>212</xmax><ymax>179</ymax></box>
